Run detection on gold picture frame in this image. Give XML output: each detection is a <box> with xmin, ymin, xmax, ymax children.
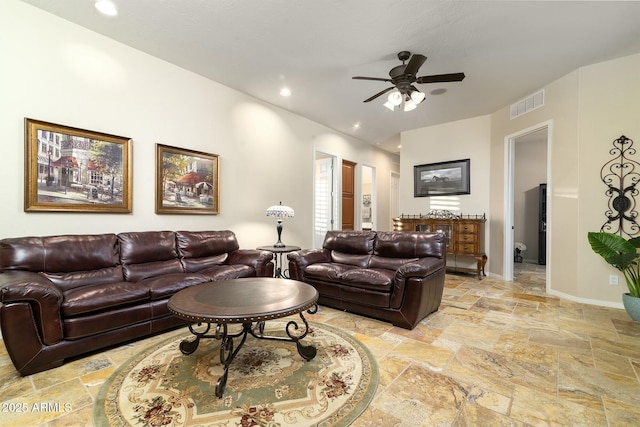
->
<box><xmin>24</xmin><ymin>118</ymin><xmax>132</xmax><ymax>213</ymax></box>
<box><xmin>155</xmin><ymin>144</ymin><xmax>220</xmax><ymax>215</ymax></box>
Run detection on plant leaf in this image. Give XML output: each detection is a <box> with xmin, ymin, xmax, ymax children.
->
<box><xmin>628</xmin><ymin>236</ymin><xmax>640</xmax><ymax>249</ymax></box>
<box><xmin>587</xmin><ymin>232</ymin><xmax>639</xmax><ymax>270</ymax></box>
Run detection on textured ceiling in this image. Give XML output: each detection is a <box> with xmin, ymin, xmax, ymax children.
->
<box><xmin>20</xmin><ymin>0</ymin><xmax>640</xmax><ymax>153</ymax></box>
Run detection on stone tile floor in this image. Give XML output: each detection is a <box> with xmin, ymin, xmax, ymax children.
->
<box><xmin>2</xmin><ymin>264</ymin><xmax>640</xmax><ymax>426</ymax></box>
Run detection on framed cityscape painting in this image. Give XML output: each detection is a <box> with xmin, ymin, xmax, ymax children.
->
<box><xmin>155</xmin><ymin>144</ymin><xmax>220</xmax><ymax>214</ymax></box>
<box><xmin>24</xmin><ymin>118</ymin><xmax>132</xmax><ymax>213</ymax></box>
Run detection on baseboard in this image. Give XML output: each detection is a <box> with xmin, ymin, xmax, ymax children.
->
<box><xmin>546</xmin><ymin>288</ymin><xmax>624</xmax><ymax>310</ymax></box>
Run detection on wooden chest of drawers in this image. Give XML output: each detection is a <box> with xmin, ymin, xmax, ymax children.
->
<box><xmin>393</xmin><ymin>214</ymin><xmax>487</xmax><ymax>279</ymax></box>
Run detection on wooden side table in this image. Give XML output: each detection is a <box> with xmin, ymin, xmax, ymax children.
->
<box><xmin>257</xmin><ymin>245</ymin><xmax>301</xmax><ymax>278</ymax></box>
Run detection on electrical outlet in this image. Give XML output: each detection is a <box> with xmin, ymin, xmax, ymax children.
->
<box><xmin>609</xmin><ymin>275</ymin><xmax>619</xmax><ymax>286</ymax></box>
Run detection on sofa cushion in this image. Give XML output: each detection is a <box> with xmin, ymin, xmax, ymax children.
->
<box><xmin>123</xmin><ymin>259</ymin><xmax>184</xmax><ymax>282</ymax></box>
<box><xmin>43</xmin><ymin>266</ymin><xmax>124</xmax><ymax>292</ymax></box>
<box><xmin>61</xmin><ymin>282</ymin><xmax>149</xmax><ymax>316</ymax></box>
<box><xmin>304</xmin><ymin>263</ymin><xmax>356</xmax><ymax>283</ymax></box>
<box><xmin>0</xmin><ymin>234</ymin><xmax>120</xmax><ymax>274</ymax></box>
<box><xmin>198</xmin><ymin>264</ymin><xmax>255</xmax><ymax>281</ymax></box>
<box><xmin>369</xmin><ymin>256</ymin><xmax>419</xmax><ymax>271</ymax></box>
<box><xmin>340</xmin><ymin>268</ymin><xmax>394</xmax><ymax>291</ymax></box>
<box><xmin>323</xmin><ymin>230</ymin><xmax>375</xmax><ymax>255</ymax></box>
<box><xmin>330</xmin><ymin>251</ymin><xmax>371</xmax><ymax>267</ymax></box>
<box><xmin>119</xmin><ymin>231</ymin><xmax>183</xmax><ymax>281</ymax></box>
<box><xmin>119</xmin><ymin>231</ymin><xmax>178</xmax><ymax>264</ymax></box>
<box><xmin>180</xmin><ymin>254</ymin><xmax>228</xmax><ymax>273</ymax></box>
<box><xmin>374</xmin><ymin>231</ymin><xmax>445</xmax><ymax>259</ymax></box>
<box><xmin>176</xmin><ymin>230</ymin><xmax>239</xmax><ymax>258</ymax></box>
<box><xmin>141</xmin><ymin>273</ymin><xmax>210</xmax><ymax>300</ymax></box>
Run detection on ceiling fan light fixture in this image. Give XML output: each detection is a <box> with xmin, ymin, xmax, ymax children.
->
<box><xmin>387</xmin><ymin>90</ymin><xmax>402</xmax><ymax>106</ymax></box>
<box><xmin>353</xmin><ymin>51</ymin><xmax>465</xmax><ymax>114</ymax></box>
<box><xmin>411</xmin><ymin>90</ymin><xmax>425</xmax><ymax>104</ymax></box>
<box><xmin>404</xmin><ymin>99</ymin><xmax>417</xmax><ymax>112</ymax></box>
<box><xmin>279</xmin><ymin>87</ymin><xmax>291</xmax><ymax>97</ymax></box>
<box><xmin>95</xmin><ymin>0</ymin><xmax>118</xmax><ymax>16</ymax></box>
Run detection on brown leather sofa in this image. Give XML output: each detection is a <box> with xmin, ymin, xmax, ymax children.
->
<box><xmin>0</xmin><ymin>230</ymin><xmax>274</xmax><ymax>376</ymax></box>
<box><xmin>287</xmin><ymin>230</ymin><xmax>446</xmax><ymax>329</ymax></box>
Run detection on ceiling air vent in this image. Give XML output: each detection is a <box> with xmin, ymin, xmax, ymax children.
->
<box><xmin>510</xmin><ymin>89</ymin><xmax>544</xmax><ymax>119</ymax></box>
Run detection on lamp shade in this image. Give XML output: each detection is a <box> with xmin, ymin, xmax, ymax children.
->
<box><xmin>403</xmin><ymin>99</ymin><xmax>417</xmax><ymax>112</ymax></box>
<box><xmin>266</xmin><ymin>202</ymin><xmax>295</xmax><ymax>218</ymax></box>
<box><xmin>383</xmin><ymin>101</ymin><xmax>395</xmax><ymax>111</ymax></box>
<box><xmin>387</xmin><ymin>90</ymin><xmax>402</xmax><ymax>106</ymax></box>
<box><xmin>410</xmin><ymin>90</ymin><xmax>425</xmax><ymax>104</ymax></box>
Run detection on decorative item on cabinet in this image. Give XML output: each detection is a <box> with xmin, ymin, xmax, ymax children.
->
<box><xmin>393</xmin><ymin>210</ymin><xmax>487</xmax><ymax>279</ymax></box>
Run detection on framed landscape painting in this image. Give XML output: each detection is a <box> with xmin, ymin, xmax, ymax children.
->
<box><xmin>24</xmin><ymin>118</ymin><xmax>132</xmax><ymax>213</ymax></box>
<box><xmin>414</xmin><ymin>158</ymin><xmax>470</xmax><ymax>197</ymax></box>
<box><xmin>155</xmin><ymin>144</ymin><xmax>220</xmax><ymax>214</ymax></box>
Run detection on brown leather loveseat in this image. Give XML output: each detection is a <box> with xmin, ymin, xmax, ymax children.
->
<box><xmin>0</xmin><ymin>230</ymin><xmax>274</xmax><ymax>375</ymax></box>
<box><xmin>287</xmin><ymin>230</ymin><xmax>446</xmax><ymax>329</ymax></box>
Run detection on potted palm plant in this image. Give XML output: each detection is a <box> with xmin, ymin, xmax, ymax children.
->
<box><xmin>587</xmin><ymin>231</ymin><xmax>640</xmax><ymax>321</ymax></box>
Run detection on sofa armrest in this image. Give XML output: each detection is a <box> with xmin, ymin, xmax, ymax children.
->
<box><xmin>0</xmin><ymin>271</ymin><xmax>64</xmax><ymax>345</ymax></box>
<box><xmin>228</xmin><ymin>249</ymin><xmax>275</xmax><ymax>277</ymax></box>
<box><xmin>390</xmin><ymin>257</ymin><xmax>446</xmax><ymax>310</ymax></box>
<box><xmin>287</xmin><ymin>249</ymin><xmax>331</xmax><ymax>280</ymax></box>
<box><xmin>395</xmin><ymin>257</ymin><xmax>445</xmax><ymax>282</ymax></box>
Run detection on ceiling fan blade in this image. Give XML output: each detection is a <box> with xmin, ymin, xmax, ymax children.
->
<box><xmin>403</xmin><ymin>54</ymin><xmax>427</xmax><ymax>76</ymax></box>
<box><xmin>363</xmin><ymin>86</ymin><xmax>395</xmax><ymax>103</ymax></box>
<box><xmin>416</xmin><ymin>72</ymin><xmax>466</xmax><ymax>84</ymax></box>
<box><xmin>352</xmin><ymin>76</ymin><xmax>393</xmax><ymax>82</ymax></box>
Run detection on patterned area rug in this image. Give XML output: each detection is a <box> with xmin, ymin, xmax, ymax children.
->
<box><xmin>94</xmin><ymin>321</ymin><xmax>378</xmax><ymax>427</ymax></box>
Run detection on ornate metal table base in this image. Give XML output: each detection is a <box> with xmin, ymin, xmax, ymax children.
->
<box><xmin>178</xmin><ymin>306</ymin><xmax>318</xmax><ymax>398</ymax></box>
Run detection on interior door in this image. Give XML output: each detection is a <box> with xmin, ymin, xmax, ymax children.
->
<box><xmin>342</xmin><ymin>160</ymin><xmax>356</xmax><ymax>230</ymax></box>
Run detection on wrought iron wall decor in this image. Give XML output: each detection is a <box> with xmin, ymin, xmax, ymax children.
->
<box><xmin>600</xmin><ymin>135</ymin><xmax>640</xmax><ymax>237</ymax></box>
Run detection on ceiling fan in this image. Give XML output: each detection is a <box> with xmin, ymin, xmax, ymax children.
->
<box><xmin>353</xmin><ymin>51</ymin><xmax>465</xmax><ymax>110</ymax></box>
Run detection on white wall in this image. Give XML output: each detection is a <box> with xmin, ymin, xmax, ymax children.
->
<box><xmin>0</xmin><ymin>1</ymin><xmax>398</xmax><ymax>249</ymax></box>
<box><xmin>399</xmin><ymin>115</ymin><xmax>492</xmax><ymax>268</ymax></box>
<box><xmin>400</xmin><ymin>115</ymin><xmax>491</xmax><ymax>215</ymax></box>
<box><xmin>577</xmin><ymin>53</ymin><xmax>640</xmax><ymax>304</ymax></box>
<box><xmin>489</xmin><ymin>53</ymin><xmax>640</xmax><ymax>307</ymax></box>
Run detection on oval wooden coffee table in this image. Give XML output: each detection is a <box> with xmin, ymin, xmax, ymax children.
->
<box><xmin>167</xmin><ymin>277</ymin><xmax>319</xmax><ymax>398</ymax></box>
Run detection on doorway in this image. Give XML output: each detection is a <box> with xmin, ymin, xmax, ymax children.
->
<box><xmin>504</xmin><ymin>121</ymin><xmax>552</xmax><ymax>284</ymax></box>
<box><xmin>314</xmin><ymin>150</ymin><xmax>338</xmax><ymax>248</ymax></box>
<box><xmin>390</xmin><ymin>171</ymin><xmax>400</xmax><ymax>230</ymax></box>
<box><xmin>361</xmin><ymin>165</ymin><xmax>376</xmax><ymax>230</ymax></box>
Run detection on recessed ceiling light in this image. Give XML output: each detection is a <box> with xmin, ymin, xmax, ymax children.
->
<box><xmin>397</xmin><ymin>144</ymin><xmax>402</xmax><ymax>149</ymax></box>
<box><xmin>279</xmin><ymin>87</ymin><xmax>291</xmax><ymax>97</ymax></box>
<box><xmin>95</xmin><ymin>1</ymin><xmax>118</xmax><ymax>16</ymax></box>
<box><xmin>353</xmin><ymin>123</ymin><xmax>361</xmax><ymax>130</ymax></box>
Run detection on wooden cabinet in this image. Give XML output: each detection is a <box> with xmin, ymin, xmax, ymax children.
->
<box><xmin>393</xmin><ymin>214</ymin><xmax>487</xmax><ymax>279</ymax></box>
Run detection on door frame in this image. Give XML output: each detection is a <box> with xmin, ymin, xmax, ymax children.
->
<box><xmin>504</xmin><ymin>120</ymin><xmax>552</xmax><ymax>286</ymax></box>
